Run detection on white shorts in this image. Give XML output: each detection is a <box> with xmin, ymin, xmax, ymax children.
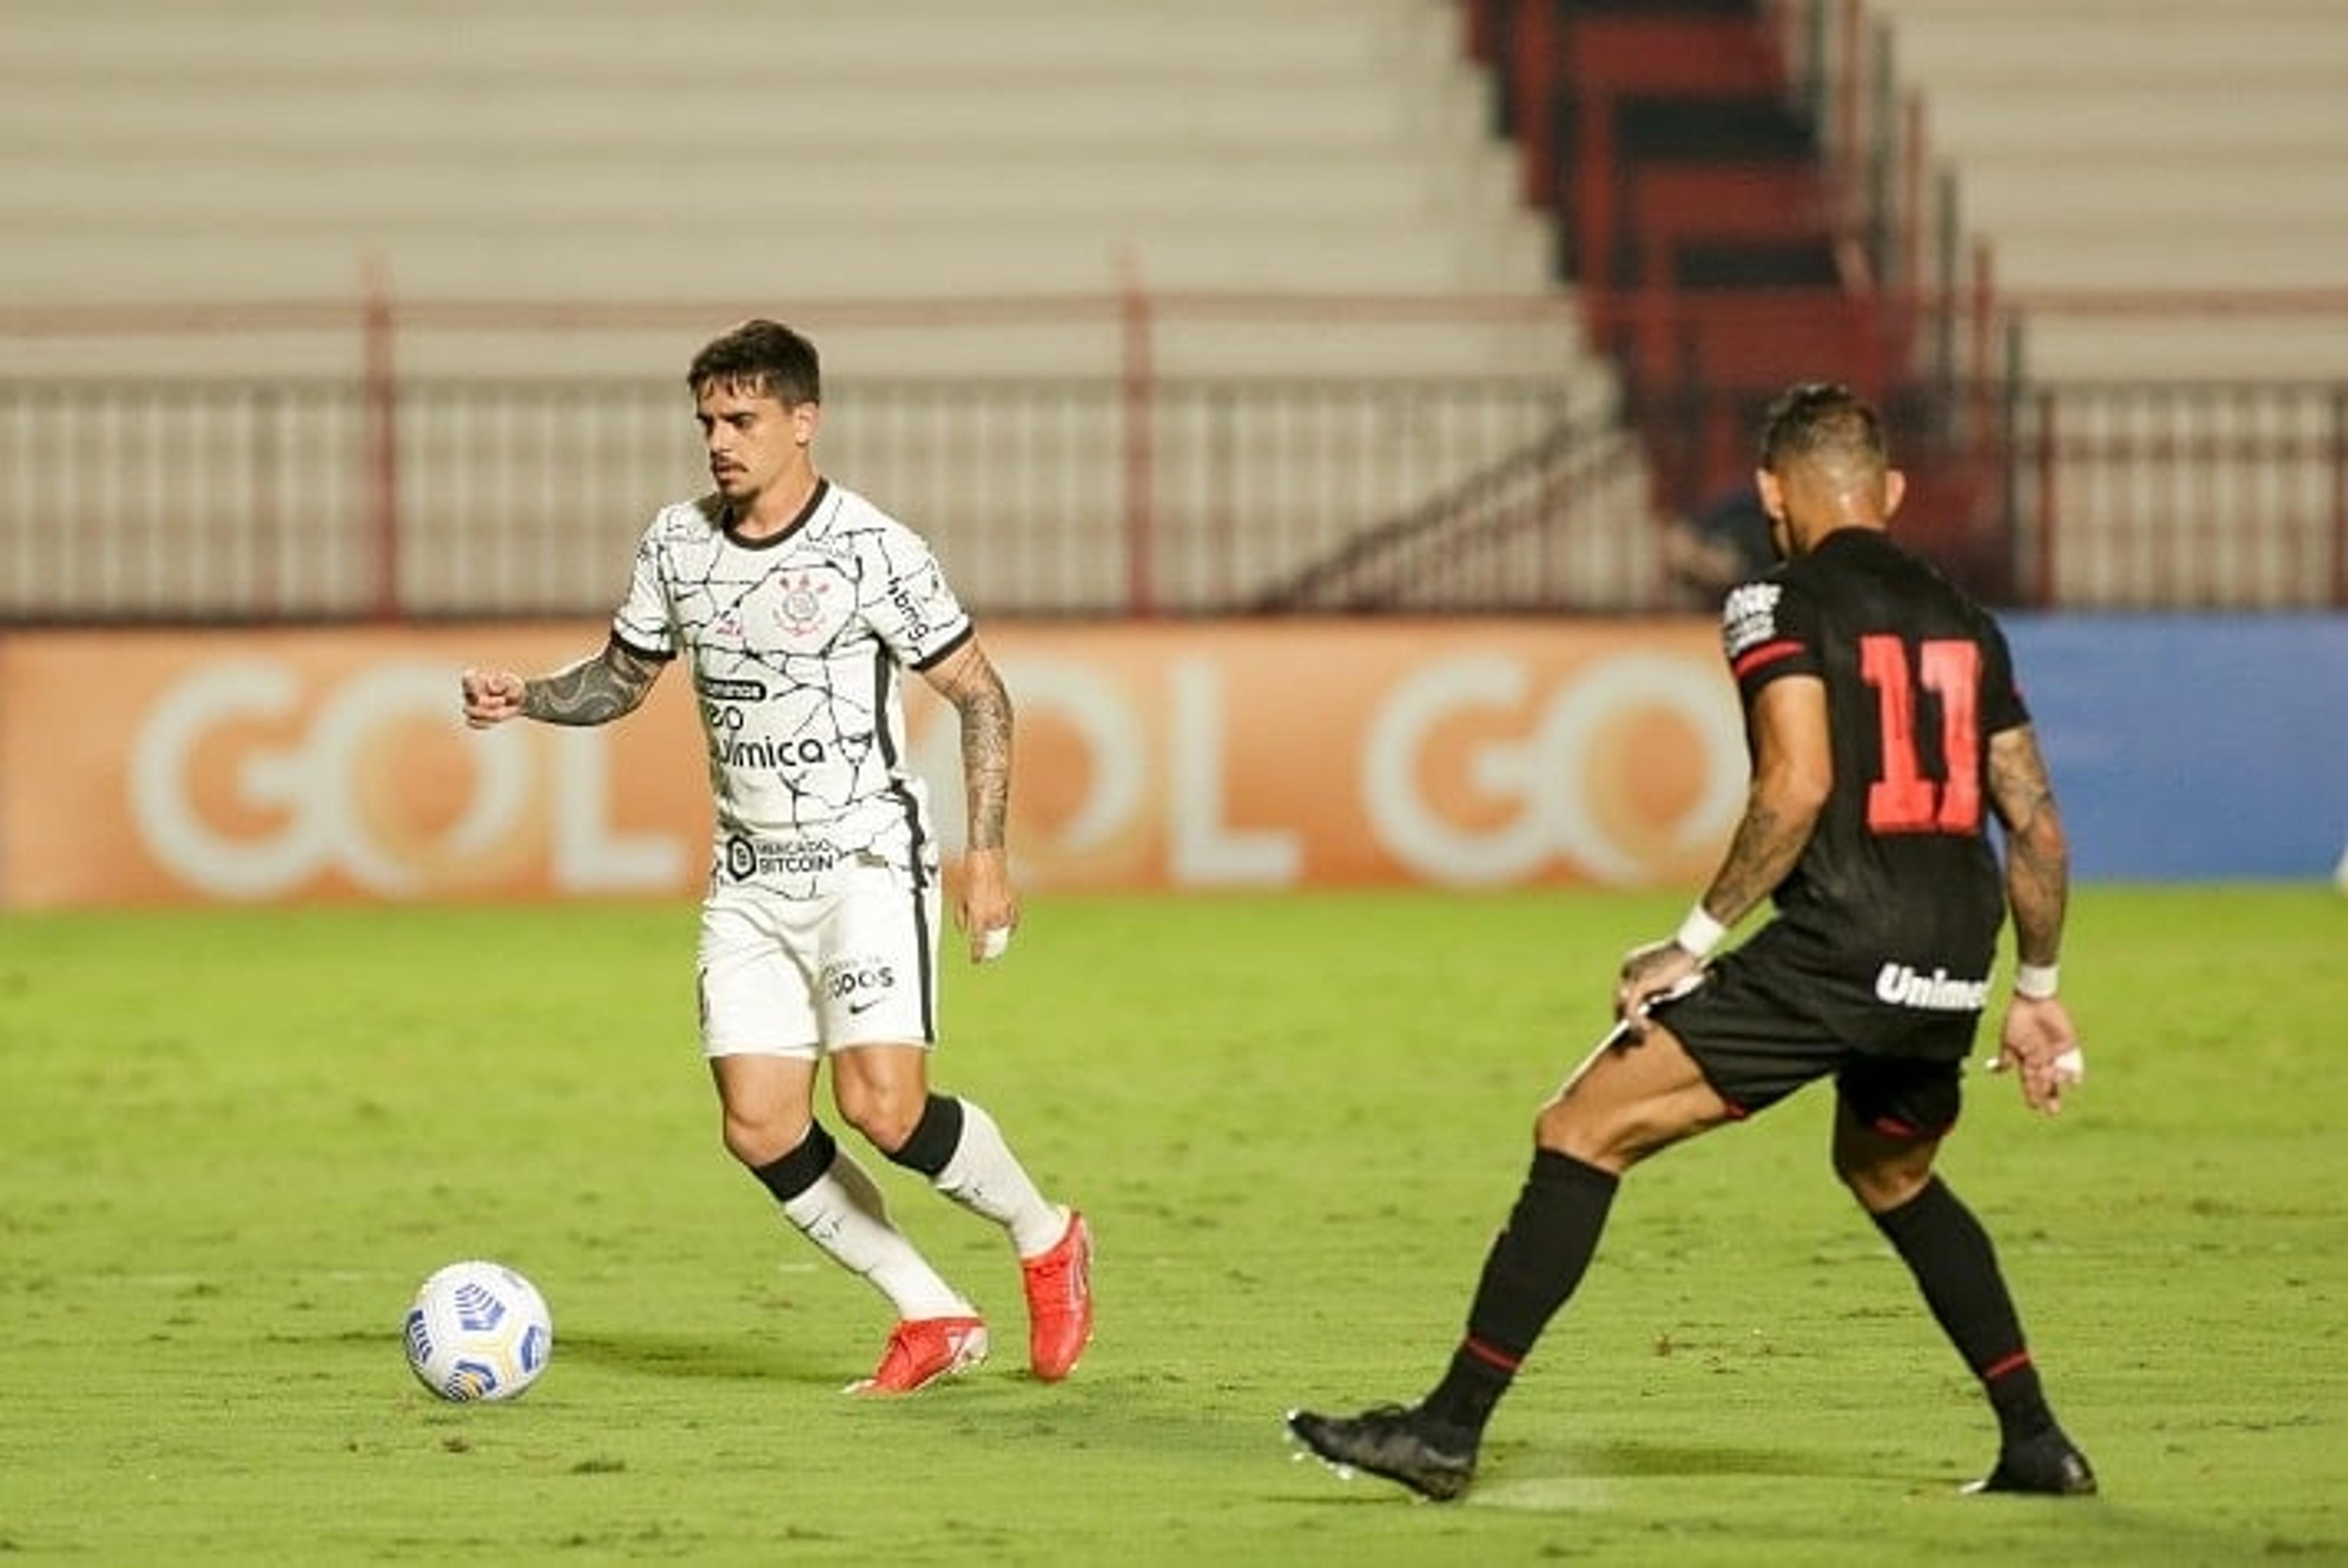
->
<box><xmin>696</xmin><ymin>867</ymin><xmax>940</xmax><ymax>1058</ymax></box>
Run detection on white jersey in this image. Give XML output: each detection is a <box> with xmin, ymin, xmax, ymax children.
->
<box><xmin>611</xmin><ymin>480</ymin><xmax>971</xmax><ymax>895</ymax></box>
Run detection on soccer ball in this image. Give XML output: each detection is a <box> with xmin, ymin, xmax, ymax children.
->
<box><xmin>402</xmin><ymin>1261</ymin><xmax>553</xmax><ymax>1402</ymax></box>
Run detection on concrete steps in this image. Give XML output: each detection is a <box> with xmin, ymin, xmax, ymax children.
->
<box><xmin>1869</xmin><ymin>0</ymin><xmax>2348</xmax><ymax>375</ymax></box>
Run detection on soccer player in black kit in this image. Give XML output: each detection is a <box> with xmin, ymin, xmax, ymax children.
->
<box><xmin>1288</xmin><ymin>383</ymin><xmax>2097</xmax><ymax>1502</ymax></box>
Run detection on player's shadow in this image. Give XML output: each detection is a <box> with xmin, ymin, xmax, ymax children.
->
<box><xmin>555</xmin><ymin>1329</ymin><xmax>835</xmax><ymax>1385</ymax></box>
<box><xmin>1268</xmin><ymin>1437</ymin><xmax>1894</xmax><ymax>1514</ymax></box>
<box><xmin>1577</xmin><ymin>1437</ymin><xmax>1888</xmax><ymax>1481</ymax></box>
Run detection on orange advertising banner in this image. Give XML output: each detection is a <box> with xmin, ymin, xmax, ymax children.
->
<box><xmin>0</xmin><ymin>620</ymin><xmax>1743</xmax><ymax>908</ymax></box>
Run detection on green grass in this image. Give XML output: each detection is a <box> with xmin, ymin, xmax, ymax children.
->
<box><xmin>1</xmin><ymin>886</ymin><xmax>2342</xmax><ymax>1566</ymax></box>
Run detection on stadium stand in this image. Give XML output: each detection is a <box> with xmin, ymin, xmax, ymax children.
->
<box><xmin>0</xmin><ymin>0</ymin><xmax>1664</xmax><ymax>616</ymax></box>
<box><xmin>0</xmin><ymin>0</ymin><xmax>1608</xmax><ymax>380</ymax></box>
<box><xmin>1464</xmin><ymin>0</ymin><xmax>2346</xmax><ymax>607</ymax></box>
<box><xmin>2</xmin><ymin>1</ymin><xmax>2339</xmax><ymax>614</ymax></box>
<box><xmin>1461</xmin><ymin>1</ymin><xmax>1962</xmax><ymax>570</ymax></box>
<box><xmin>1863</xmin><ymin>0</ymin><xmax>2348</xmax><ymax>380</ymax></box>
<box><xmin>1861</xmin><ymin>0</ymin><xmax>2348</xmax><ymax>605</ymax></box>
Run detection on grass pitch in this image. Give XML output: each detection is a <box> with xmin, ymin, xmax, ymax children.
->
<box><xmin>1</xmin><ymin>885</ymin><xmax>2341</xmax><ymax>1566</ymax></box>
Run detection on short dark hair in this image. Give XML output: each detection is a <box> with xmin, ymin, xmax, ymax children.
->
<box><xmin>687</xmin><ymin>319</ymin><xmax>821</xmax><ymax>406</ymax></box>
<box><xmin>1757</xmin><ymin>381</ymin><xmax>1886</xmax><ymax>473</ymax></box>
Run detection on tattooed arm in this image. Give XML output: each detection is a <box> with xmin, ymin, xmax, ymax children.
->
<box><xmin>1986</xmin><ymin>724</ymin><xmax>2069</xmax><ymax>969</ymax></box>
<box><xmin>460</xmin><ymin>637</ymin><xmax>665</xmax><ymax>730</ymax></box>
<box><xmin>920</xmin><ymin>636</ymin><xmax>1019</xmax><ymax>959</ymax></box>
<box><xmin>1617</xmin><ymin>674</ymin><xmax>1830</xmax><ymax>1022</ymax></box>
<box><xmin>1985</xmin><ymin>721</ymin><xmax>2082</xmax><ymax>1113</ymax></box>
<box><xmin>1700</xmin><ymin>674</ymin><xmax>1833</xmax><ymax>926</ymax></box>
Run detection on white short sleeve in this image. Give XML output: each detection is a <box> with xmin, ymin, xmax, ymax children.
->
<box><xmin>611</xmin><ymin>511</ymin><xmax>679</xmax><ymax>656</ymax></box>
<box><xmin>859</xmin><ymin>523</ymin><xmax>971</xmax><ymax>671</ymax></box>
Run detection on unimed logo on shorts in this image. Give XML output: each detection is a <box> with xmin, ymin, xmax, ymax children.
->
<box><xmin>1874</xmin><ymin>963</ymin><xmax>1990</xmax><ymax>1012</ymax></box>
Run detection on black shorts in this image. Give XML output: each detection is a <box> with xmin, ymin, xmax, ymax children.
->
<box><xmin>1650</xmin><ymin>923</ymin><xmax>1984</xmax><ymax>1137</ymax></box>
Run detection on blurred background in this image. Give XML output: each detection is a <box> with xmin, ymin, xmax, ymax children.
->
<box><xmin>2</xmin><ymin>0</ymin><xmax>2342</xmax><ymax>905</ymax></box>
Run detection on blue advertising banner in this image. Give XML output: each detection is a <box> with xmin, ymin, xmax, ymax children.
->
<box><xmin>2008</xmin><ymin>616</ymin><xmax>2348</xmax><ymax>881</ymax></box>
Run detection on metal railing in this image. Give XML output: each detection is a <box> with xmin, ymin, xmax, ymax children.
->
<box><xmin>2</xmin><ymin>292</ymin><xmax>2344</xmax><ymax>619</ymax></box>
<box><xmin>0</xmin><ymin>369</ymin><xmax>1652</xmax><ymax>621</ymax></box>
<box><xmin>2006</xmin><ymin>380</ymin><xmax>2348</xmax><ymax>609</ymax></box>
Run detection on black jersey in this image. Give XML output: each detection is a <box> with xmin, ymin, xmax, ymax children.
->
<box><xmin>1716</xmin><ymin>528</ymin><xmax>2029</xmax><ymax>990</ymax></box>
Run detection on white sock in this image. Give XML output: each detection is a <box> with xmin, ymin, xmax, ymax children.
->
<box><xmin>932</xmin><ymin>1099</ymin><xmax>1066</xmax><ymax>1259</ymax></box>
<box><xmin>780</xmin><ymin>1146</ymin><xmax>969</xmax><ymax>1320</ymax></box>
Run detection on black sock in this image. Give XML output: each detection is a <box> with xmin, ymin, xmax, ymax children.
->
<box><xmin>750</xmin><ymin>1122</ymin><xmax>838</xmax><ymax>1204</ymax></box>
<box><xmin>1422</xmin><ymin>1149</ymin><xmax>1620</xmax><ymax>1437</ymax></box>
<box><xmin>1870</xmin><ymin>1176</ymin><xmax>2054</xmax><ymax>1446</ymax></box>
<box><xmin>884</xmin><ymin>1094</ymin><xmax>965</xmax><ymax>1178</ymax></box>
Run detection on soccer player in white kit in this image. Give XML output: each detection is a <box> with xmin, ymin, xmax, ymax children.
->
<box><xmin>460</xmin><ymin>319</ymin><xmax>1091</xmax><ymax>1394</ymax></box>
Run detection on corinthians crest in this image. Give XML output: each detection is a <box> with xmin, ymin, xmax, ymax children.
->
<box><xmin>769</xmin><ymin>568</ymin><xmax>838</xmax><ymax>642</ymax></box>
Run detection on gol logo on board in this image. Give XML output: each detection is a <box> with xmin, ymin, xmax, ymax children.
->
<box><xmin>127</xmin><ymin>660</ymin><xmax>681</xmax><ymax>899</ymax></box>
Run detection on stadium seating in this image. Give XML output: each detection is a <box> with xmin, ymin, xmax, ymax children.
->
<box><xmin>1858</xmin><ymin>0</ymin><xmax>2348</xmax><ymax>605</ymax></box>
<box><xmin>0</xmin><ymin>0</ymin><xmax>1658</xmax><ymax>614</ymax></box>
<box><xmin>1862</xmin><ymin>0</ymin><xmax>2348</xmax><ymax>378</ymax></box>
<box><xmin>0</xmin><ymin>0</ymin><xmax>1612</xmax><ymax>382</ymax></box>
<box><xmin>15</xmin><ymin>1</ymin><xmax>2331</xmax><ymax>614</ymax></box>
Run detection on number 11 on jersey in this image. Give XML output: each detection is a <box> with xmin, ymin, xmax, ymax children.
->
<box><xmin>1860</xmin><ymin>635</ymin><xmax>1982</xmax><ymax>834</ymax></box>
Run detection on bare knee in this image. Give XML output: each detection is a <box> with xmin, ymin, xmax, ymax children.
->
<box><xmin>709</xmin><ymin>1055</ymin><xmax>820</xmax><ymax>1169</ymax></box>
<box><xmin>1830</xmin><ymin>1108</ymin><xmax>1940</xmax><ymax>1214</ymax></box>
<box><xmin>832</xmin><ymin>1077</ymin><xmax>926</xmax><ymax>1154</ymax></box>
<box><xmin>720</xmin><ymin>1103</ymin><xmax>811</xmax><ymax>1169</ymax></box>
<box><xmin>1534</xmin><ymin>1097</ymin><xmax>1645</xmax><ymax>1173</ymax></box>
<box><xmin>1837</xmin><ymin>1158</ymin><xmax>1932</xmax><ymax>1213</ymax></box>
<box><xmin>1833</xmin><ymin>1141</ymin><xmax>1938</xmax><ymax>1212</ymax></box>
<box><xmin>1534</xmin><ymin>1041</ymin><xmax>1731</xmax><ymax>1172</ymax></box>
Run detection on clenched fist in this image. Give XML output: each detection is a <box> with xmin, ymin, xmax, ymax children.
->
<box><xmin>460</xmin><ymin>668</ymin><xmax>527</xmax><ymax>729</ymax></box>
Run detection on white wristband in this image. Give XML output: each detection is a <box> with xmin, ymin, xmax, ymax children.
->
<box><xmin>1673</xmin><ymin>906</ymin><xmax>1729</xmax><ymax>959</ymax></box>
<box><xmin>2013</xmin><ymin>962</ymin><xmax>2059</xmax><ymax>1001</ymax></box>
